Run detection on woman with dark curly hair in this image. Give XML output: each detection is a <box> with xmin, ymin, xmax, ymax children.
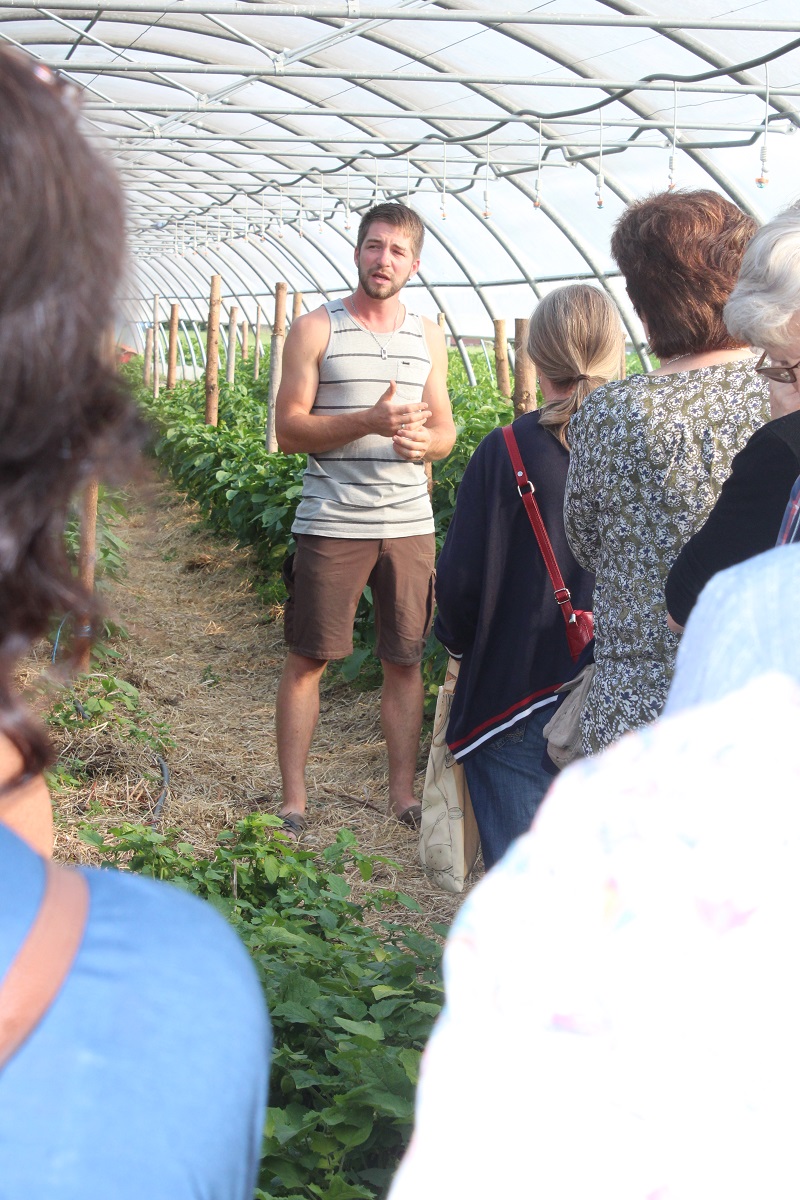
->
<box><xmin>564</xmin><ymin>189</ymin><xmax>770</xmax><ymax>753</ymax></box>
<box><xmin>0</xmin><ymin>48</ymin><xmax>269</xmax><ymax>1198</ymax></box>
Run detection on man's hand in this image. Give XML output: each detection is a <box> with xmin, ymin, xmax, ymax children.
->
<box><xmin>393</xmin><ymin>420</ymin><xmax>432</xmax><ymax>462</ymax></box>
<box><xmin>370</xmin><ymin>380</ymin><xmax>432</xmax><ymax>439</ymax></box>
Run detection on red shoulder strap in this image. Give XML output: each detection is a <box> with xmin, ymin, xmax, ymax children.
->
<box><xmin>0</xmin><ymin>859</ymin><xmax>90</xmax><ymax>1070</ymax></box>
<box><xmin>501</xmin><ymin>423</ymin><xmax>577</xmax><ymax>620</ymax></box>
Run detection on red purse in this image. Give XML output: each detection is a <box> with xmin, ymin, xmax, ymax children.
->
<box><xmin>502</xmin><ymin>423</ymin><xmax>593</xmax><ymax>664</ymax></box>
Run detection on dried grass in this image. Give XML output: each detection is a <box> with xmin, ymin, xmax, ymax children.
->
<box><xmin>44</xmin><ymin>477</ymin><xmax>481</xmax><ymax>932</ymax></box>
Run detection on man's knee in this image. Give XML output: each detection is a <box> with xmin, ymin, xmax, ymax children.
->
<box><xmin>380</xmin><ymin>659</ymin><xmax>423</xmax><ymax>683</ymax></box>
<box><xmin>282</xmin><ymin>651</ymin><xmax>329</xmax><ymax>685</ymax></box>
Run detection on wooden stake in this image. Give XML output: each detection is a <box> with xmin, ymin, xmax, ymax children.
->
<box><xmin>619</xmin><ymin>345</ymin><xmax>628</xmax><ymax>380</ymax></box>
<box><xmin>143</xmin><ymin>327</ymin><xmax>153</xmax><ymax>388</ymax></box>
<box><xmin>494</xmin><ymin>318</ymin><xmax>511</xmax><ymax>399</ymax></box>
<box><xmin>205</xmin><ymin>274</ymin><xmax>221</xmax><ymax>426</ymax></box>
<box><xmin>166</xmin><ymin>303</ymin><xmax>180</xmax><ymax>389</ymax></box>
<box><xmin>226</xmin><ymin>305</ymin><xmax>238</xmax><ymax>385</ymax></box>
<box><xmin>254</xmin><ymin>304</ymin><xmax>262</xmax><ymax>381</ymax></box>
<box><xmin>76</xmin><ymin>479</ymin><xmax>99</xmax><ymax>674</ymax></box>
<box><xmin>152</xmin><ymin>294</ymin><xmax>160</xmax><ymax>398</ymax></box>
<box><xmin>266</xmin><ymin>283</ymin><xmax>287</xmax><ymax>453</ymax></box>
<box><xmin>513</xmin><ymin>318</ymin><xmax>537</xmax><ymax>417</ymax></box>
<box><xmin>241</xmin><ymin>320</ymin><xmax>249</xmax><ymax>362</ymax></box>
<box><xmin>292</xmin><ymin>291</ymin><xmax>303</xmax><ymax>322</ymax></box>
<box><xmin>100</xmin><ymin>326</ymin><xmax>116</xmax><ymax>368</ymax></box>
<box><xmin>437</xmin><ymin>311</ymin><xmax>446</xmax><ymax>329</ymax></box>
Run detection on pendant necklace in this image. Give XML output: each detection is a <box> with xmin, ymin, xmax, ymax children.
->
<box><xmin>349</xmin><ymin>297</ymin><xmax>403</xmax><ymax>360</ymax></box>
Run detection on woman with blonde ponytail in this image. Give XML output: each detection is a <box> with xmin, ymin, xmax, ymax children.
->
<box><xmin>434</xmin><ymin>285</ymin><xmax>624</xmax><ymax>871</ymax></box>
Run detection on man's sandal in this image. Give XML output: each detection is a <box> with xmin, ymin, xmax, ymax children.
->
<box><xmin>279</xmin><ymin>812</ymin><xmax>307</xmax><ymax>839</ymax></box>
<box><xmin>395</xmin><ymin>804</ymin><xmax>422</xmax><ymax>831</ymax></box>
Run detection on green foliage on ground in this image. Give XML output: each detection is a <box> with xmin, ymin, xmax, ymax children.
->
<box><xmin>80</xmin><ymin>815</ymin><xmax>446</xmax><ymax>1200</ymax></box>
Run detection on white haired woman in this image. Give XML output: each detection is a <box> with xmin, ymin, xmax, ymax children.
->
<box><xmin>666</xmin><ymin>201</ymin><xmax>800</xmax><ymax>629</ymax></box>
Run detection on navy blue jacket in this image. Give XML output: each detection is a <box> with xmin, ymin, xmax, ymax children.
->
<box><xmin>434</xmin><ymin>411</ymin><xmax>595</xmax><ymax>759</ymax></box>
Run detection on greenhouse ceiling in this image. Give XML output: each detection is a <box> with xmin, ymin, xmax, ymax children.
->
<box><xmin>5</xmin><ymin>0</ymin><xmax>800</xmax><ymax>365</ymax></box>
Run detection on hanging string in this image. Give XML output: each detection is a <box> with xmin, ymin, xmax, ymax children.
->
<box><xmin>373</xmin><ymin>157</ymin><xmax>380</xmax><ymax>206</ymax></box>
<box><xmin>483</xmin><ymin>135</ymin><xmax>491</xmax><ymax>219</ymax></box>
<box><xmin>595</xmin><ymin>109</ymin><xmax>605</xmax><ymax>208</ymax></box>
<box><xmin>298</xmin><ymin>181</ymin><xmax>304</xmax><ymax>238</ymax></box>
<box><xmin>217</xmin><ymin>207</ymin><xmax>221</xmax><ymax>245</ymax></box>
<box><xmin>440</xmin><ymin>141</ymin><xmax>447</xmax><ymax>220</ymax></box>
<box><xmin>278</xmin><ymin>187</ymin><xmax>285</xmax><ymax>239</ymax></box>
<box><xmin>261</xmin><ymin>196</ymin><xmax>266</xmax><ymax>240</ymax></box>
<box><xmin>534</xmin><ymin>119</ymin><xmax>542</xmax><ymax>209</ymax></box>
<box><xmin>757</xmin><ymin>64</ymin><xmax>770</xmax><ymax>187</ymax></box>
<box><xmin>173</xmin><ymin>221</ymin><xmax>179</xmax><ymax>256</ymax></box>
<box><xmin>345</xmin><ymin>169</ymin><xmax>351</xmax><ymax>231</ymax></box>
<box><xmin>318</xmin><ymin>173</ymin><xmax>324</xmax><ymax>233</ymax></box>
<box><xmin>193</xmin><ymin>216</ymin><xmax>198</xmax><ymax>254</ymax></box>
<box><xmin>668</xmin><ymin>83</ymin><xmax>678</xmax><ymax>190</ymax></box>
<box><xmin>406</xmin><ymin>154</ymin><xmax>411</xmax><ymax>205</ymax></box>
<box><xmin>244</xmin><ymin>195</ymin><xmax>249</xmax><ymax>242</ymax></box>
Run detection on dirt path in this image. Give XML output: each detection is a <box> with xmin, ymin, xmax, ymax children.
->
<box><xmin>51</xmin><ymin>475</ymin><xmax>474</xmax><ymax>928</ymax></box>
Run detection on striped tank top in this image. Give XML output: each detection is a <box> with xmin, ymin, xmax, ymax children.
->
<box><xmin>292</xmin><ymin>299</ymin><xmax>435</xmax><ymax>539</ymax></box>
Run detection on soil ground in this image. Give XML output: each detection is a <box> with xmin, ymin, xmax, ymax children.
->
<box><xmin>45</xmin><ymin>474</ymin><xmax>480</xmax><ymax>930</ymax></box>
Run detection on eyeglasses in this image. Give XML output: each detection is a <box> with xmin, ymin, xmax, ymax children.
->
<box><xmin>754</xmin><ymin>350</ymin><xmax>800</xmax><ymax>384</ymax></box>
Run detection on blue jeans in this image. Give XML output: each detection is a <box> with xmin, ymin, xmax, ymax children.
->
<box><xmin>462</xmin><ymin>703</ymin><xmax>556</xmax><ymax>872</ymax></box>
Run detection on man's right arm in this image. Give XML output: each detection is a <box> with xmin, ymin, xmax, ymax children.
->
<box><xmin>275</xmin><ymin>308</ymin><xmax>430</xmax><ymax>455</ymax></box>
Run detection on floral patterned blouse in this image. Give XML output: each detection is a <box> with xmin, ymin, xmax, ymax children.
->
<box><xmin>564</xmin><ymin>360</ymin><xmax>769</xmax><ymax>753</ymax></box>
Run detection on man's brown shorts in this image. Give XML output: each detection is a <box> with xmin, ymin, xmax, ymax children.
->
<box><xmin>283</xmin><ymin>533</ymin><xmax>436</xmax><ymax>665</ymax></box>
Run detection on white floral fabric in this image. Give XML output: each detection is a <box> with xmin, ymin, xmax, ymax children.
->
<box><xmin>388</xmin><ymin>670</ymin><xmax>800</xmax><ymax>1200</ymax></box>
<box><xmin>564</xmin><ymin>361</ymin><xmax>768</xmax><ymax>753</ymax></box>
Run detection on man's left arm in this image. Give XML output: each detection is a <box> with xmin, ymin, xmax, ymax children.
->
<box><xmin>392</xmin><ymin>318</ymin><xmax>456</xmax><ymax>463</ymax></box>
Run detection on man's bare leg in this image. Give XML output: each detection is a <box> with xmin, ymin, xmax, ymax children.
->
<box><xmin>276</xmin><ymin>651</ymin><xmax>328</xmax><ymax>819</ymax></box>
<box><xmin>381</xmin><ymin>659</ymin><xmax>424</xmax><ymax>819</ymax></box>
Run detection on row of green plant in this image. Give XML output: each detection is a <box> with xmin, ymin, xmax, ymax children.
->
<box><xmin>77</xmin><ymin>812</ymin><xmax>444</xmax><ymax>1200</ymax></box>
<box><xmin>44</xmin><ymin>623</ymin><xmax>446</xmax><ymax>1199</ymax></box>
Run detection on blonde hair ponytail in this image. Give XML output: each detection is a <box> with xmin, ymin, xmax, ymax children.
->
<box><xmin>526</xmin><ymin>285</ymin><xmax>624</xmax><ymax>448</ymax></box>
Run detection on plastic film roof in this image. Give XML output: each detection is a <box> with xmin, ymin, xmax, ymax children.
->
<box><xmin>4</xmin><ymin>1</ymin><xmax>800</xmax><ymax>366</ymax></box>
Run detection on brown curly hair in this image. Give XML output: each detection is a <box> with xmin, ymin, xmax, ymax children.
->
<box><xmin>0</xmin><ymin>48</ymin><xmax>145</xmax><ymax>779</ymax></box>
<box><xmin>611</xmin><ymin>189</ymin><xmax>757</xmax><ymax>361</ymax></box>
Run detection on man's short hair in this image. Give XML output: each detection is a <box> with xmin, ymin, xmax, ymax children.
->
<box><xmin>356</xmin><ymin>203</ymin><xmax>425</xmax><ymax>260</ymax></box>
<box><xmin>610</xmin><ymin>189</ymin><xmax>757</xmax><ymax>360</ymax></box>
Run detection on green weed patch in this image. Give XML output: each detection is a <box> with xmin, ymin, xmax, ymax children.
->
<box><xmin>81</xmin><ymin>817</ymin><xmax>446</xmax><ymax>1200</ymax></box>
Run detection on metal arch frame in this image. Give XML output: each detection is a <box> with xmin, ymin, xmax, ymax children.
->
<box><xmin>8</xmin><ymin>4</ymin><xmax>647</xmax><ymax>302</ymax></box>
<box><xmin>41</xmin><ymin>11</ymin><xmax>772</xmax><ymax>272</ymax></box>
<box><xmin>467</xmin><ymin>6</ymin><xmax>759</xmax><ymax>219</ymax></box>
<box><xmin>6</xmin><ymin>6</ymin><xmax>797</xmax><ymax>364</ymax></box>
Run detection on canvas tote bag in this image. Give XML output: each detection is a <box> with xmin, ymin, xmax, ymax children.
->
<box><xmin>420</xmin><ymin>657</ymin><xmax>480</xmax><ymax>893</ymax></box>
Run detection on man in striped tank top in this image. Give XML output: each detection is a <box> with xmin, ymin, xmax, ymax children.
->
<box><xmin>275</xmin><ymin>203</ymin><xmax>456</xmax><ymax>837</ymax></box>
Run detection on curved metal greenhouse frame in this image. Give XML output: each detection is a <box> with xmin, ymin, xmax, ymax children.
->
<box><xmin>4</xmin><ymin>1</ymin><xmax>800</xmax><ymax>362</ymax></box>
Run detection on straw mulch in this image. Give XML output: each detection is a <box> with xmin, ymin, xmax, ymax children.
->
<box><xmin>44</xmin><ymin>474</ymin><xmax>481</xmax><ymax>933</ymax></box>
